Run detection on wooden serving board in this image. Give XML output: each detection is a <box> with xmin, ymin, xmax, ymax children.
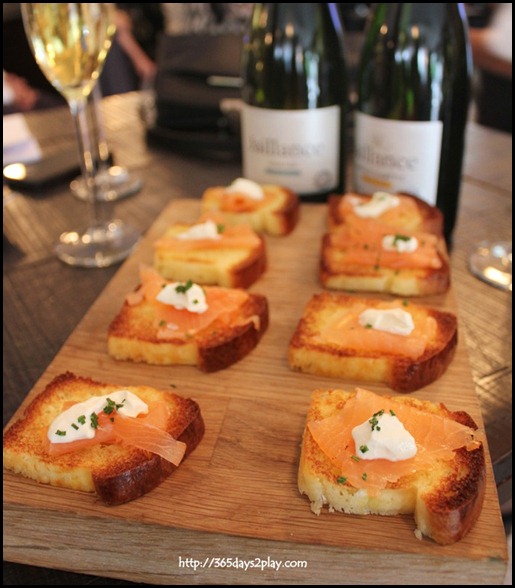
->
<box><xmin>3</xmin><ymin>200</ymin><xmax>508</xmax><ymax>585</ymax></box>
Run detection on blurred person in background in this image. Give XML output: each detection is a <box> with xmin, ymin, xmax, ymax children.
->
<box><xmin>100</xmin><ymin>5</ymin><xmax>164</xmax><ymax>95</ymax></box>
<box><xmin>160</xmin><ymin>3</ymin><xmax>253</xmax><ymax>35</ymax></box>
<box><xmin>101</xmin><ymin>4</ymin><xmax>254</xmax><ymax>94</ymax></box>
<box><xmin>468</xmin><ymin>2</ymin><xmax>512</xmax><ymax>133</ymax></box>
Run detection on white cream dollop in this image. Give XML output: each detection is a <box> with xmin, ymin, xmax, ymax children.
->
<box><xmin>48</xmin><ymin>391</ymin><xmax>148</xmax><ymax>444</ymax></box>
<box><xmin>354</xmin><ymin>191</ymin><xmax>400</xmax><ymax>218</ymax></box>
<box><xmin>358</xmin><ymin>308</ymin><xmax>415</xmax><ymax>336</ymax></box>
<box><xmin>382</xmin><ymin>234</ymin><xmax>419</xmax><ymax>253</ymax></box>
<box><xmin>176</xmin><ymin>220</ymin><xmax>221</xmax><ymax>241</ymax></box>
<box><xmin>352</xmin><ymin>411</ymin><xmax>417</xmax><ymax>462</ymax></box>
<box><xmin>226</xmin><ymin>177</ymin><xmax>265</xmax><ymax>200</ymax></box>
<box><xmin>156</xmin><ymin>281</ymin><xmax>208</xmax><ymax>314</ymax></box>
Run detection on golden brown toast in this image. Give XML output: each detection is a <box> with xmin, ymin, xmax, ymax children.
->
<box><xmin>298</xmin><ymin>387</ymin><xmax>486</xmax><ymax>545</ymax></box>
<box><xmin>3</xmin><ymin>372</ymin><xmax>205</xmax><ymax>505</ymax></box>
<box><xmin>200</xmin><ymin>179</ymin><xmax>300</xmax><ymax>236</ymax></box>
<box><xmin>327</xmin><ymin>192</ymin><xmax>444</xmax><ymax>235</ymax></box>
<box><xmin>320</xmin><ymin>219</ymin><xmax>451</xmax><ymax>296</ymax></box>
<box><xmin>108</xmin><ymin>270</ymin><xmax>269</xmax><ymax>372</ymax></box>
<box><xmin>288</xmin><ymin>293</ymin><xmax>457</xmax><ymax>392</ymax></box>
<box><xmin>153</xmin><ymin>219</ymin><xmax>267</xmax><ymax>288</ymax></box>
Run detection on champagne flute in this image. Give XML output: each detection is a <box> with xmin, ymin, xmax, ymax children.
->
<box><xmin>469</xmin><ymin>240</ymin><xmax>512</xmax><ymax>292</ymax></box>
<box><xmin>21</xmin><ymin>3</ymin><xmax>140</xmax><ymax>267</ymax></box>
<box><xmin>70</xmin><ymin>84</ymin><xmax>144</xmax><ymax>202</ymax></box>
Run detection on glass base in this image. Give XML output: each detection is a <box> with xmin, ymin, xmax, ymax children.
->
<box><xmin>70</xmin><ymin>166</ymin><xmax>143</xmax><ymax>202</ymax></box>
<box><xmin>54</xmin><ymin>220</ymin><xmax>140</xmax><ymax>268</ymax></box>
<box><xmin>469</xmin><ymin>240</ymin><xmax>512</xmax><ymax>292</ymax></box>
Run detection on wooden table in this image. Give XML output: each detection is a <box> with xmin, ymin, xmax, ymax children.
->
<box><xmin>3</xmin><ymin>92</ymin><xmax>512</xmax><ymax>585</ymax></box>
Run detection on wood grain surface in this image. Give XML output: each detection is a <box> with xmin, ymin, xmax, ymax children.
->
<box><xmin>3</xmin><ymin>199</ymin><xmax>508</xmax><ymax>585</ymax></box>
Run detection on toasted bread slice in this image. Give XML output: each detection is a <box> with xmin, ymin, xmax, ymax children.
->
<box><xmin>298</xmin><ymin>387</ymin><xmax>486</xmax><ymax>545</ymax></box>
<box><xmin>3</xmin><ymin>372</ymin><xmax>205</xmax><ymax>505</ymax></box>
<box><xmin>288</xmin><ymin>293</ymin><xmax>457</xmax><ymax>392</ymax></box>
<box><xmin>200</xmin><ymin>179</ymin><xmax>300</xmax><ymax>236</ymax></box>
<box><xmin>327</xmin><ymin>192</ymin><xmax>444</xmax><ymax>235</ymax></box>
<box><xmin>153</xmin><ymin>219</ymin><xmax>267</xmax><ymax>288</ymax></box>
<box><xmin>320</xmin><ymin>219</ymin><xmax>450</xmax><ymax>296</ymax></box>
<box><xmin>108</xmin><ymin>268</ymin><xmax>269</xmax><ymax>372</ymax></box>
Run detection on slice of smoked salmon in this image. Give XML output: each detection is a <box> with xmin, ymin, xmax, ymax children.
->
<box><xmin>45</xmin><ymin>400</ymin><xmax>185</xmax><ymax>466</ymax></box>
<box><xmin>44</xmin><ymin>418</ymin><xmax>114</xmax><ymax>456</ymax></box>
<box><xmin>329</xmin><ymin>218</ymin><xmax>442</xmax><ymax>270</ymax></box>
<box><xmin>154</xmin><ymin>286</ymin><xmax>248</xmax><ymax>340</ymax></box>
<box><xmin>338</xmin><ymin>193</ymin><xmax>422</xmax><ymax>231</ymax></box>
<box><xmin>113</xmin><ymin>414</ymin><xmax>186</xmax><ymax>466</ymax></box>
<box><xmin>308</xmin><ymin>388</ymin><xmax>483</xmax><ymax>496</ymax></box>
<box><xmin>126</xmin><ymin>266</ymin><xmax>249</xmax><ymax>340</ymax></box>
<box><xmin>317</xmin><ymin>300</ymin><xmax>438</xmax><ymax>360</ymax></box>
<box><xmin>218</xmin><ymin>188</ymin><xmax>274</xmax><ymax>212</ymax></box>
<box><xmin>154</xmin><ymin>223</ymin><xmax>262</xmax><ymax>252</ymax></box>
<box><xmin>204</xmin><ymin>186</ymin><xmax>274</xmax><ymax>213</ymax></box>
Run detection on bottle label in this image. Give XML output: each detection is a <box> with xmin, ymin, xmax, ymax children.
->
<box><xmin>241</xmin><ymin>104</ymin><xmax>341</xmax><ymax>196</ymax></box>
<box><xmin>353</xmin><ymin>112</ymin><xmax>443</xmax><ymax>205</ymax></box>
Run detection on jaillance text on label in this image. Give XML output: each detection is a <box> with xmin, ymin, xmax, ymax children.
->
<box><xmin>248</xmin><ymin>137</ymin><xmax>325</xmax><ymax>158</ymax></box>
<box><xmin>355</xmin><ymin>144</ymin><xmax>419</xmax><ymax>171</ymax></box>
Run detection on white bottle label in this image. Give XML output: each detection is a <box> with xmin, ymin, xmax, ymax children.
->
<box><xmin>353</xmin><ymin>112</ymin><xmax>443</xmax><ymax>205</ymax></box>
<box><xmin>241</xmin><ymin>104</ymin><xmax>341</xmax><ymax>196</ymax></box>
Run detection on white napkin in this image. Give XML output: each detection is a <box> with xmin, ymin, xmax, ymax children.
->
<box><xmin>3</xmin><ymin>113</ymin><xmax>42</xmax><ymax>167</ymax></box>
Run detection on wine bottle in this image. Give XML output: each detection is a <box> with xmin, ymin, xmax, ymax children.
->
<box><xmin>354</xmin><ymin>3</ymin><xmax>473</xmax><ymax>245</ymax></box>
<box><xmin>240</xmin><ymin>3</ymin><xmax>347</xmax><ymax>202</ymax></box>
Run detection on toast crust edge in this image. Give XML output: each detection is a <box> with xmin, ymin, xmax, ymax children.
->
<box><xmin>94</xmin><ymin>406</ymin><xmax>205</xmax><ymax>505</ymax></box>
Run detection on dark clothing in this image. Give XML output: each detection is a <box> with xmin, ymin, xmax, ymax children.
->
<box><xmin>116</xmin><ymin>3</ymin><xmax>165</xmax><ymax>60</ymax></box>
<box><xmin>475</xmin><ymin>70</ymin><xmax>512</xmax><ymax>133</ymax></box>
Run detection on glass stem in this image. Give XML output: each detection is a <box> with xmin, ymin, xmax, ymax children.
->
<box><xmin>88</xmin><ymin>84</ymin><xmax>111</xmax><ymax>169</ymax></box>
<box><xmin>69</xmin><ymin>96</ymin><xmax>111</xmax><ymax>230</ymax></box>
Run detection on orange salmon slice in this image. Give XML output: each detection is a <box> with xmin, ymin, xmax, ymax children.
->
<box><xmin>154</xmin><ymin>223</ymin><xmax>262</xmax><ymax>252</ymax></box>
<box><xmin>308</xmin><ymin>388</ymin><xmax>483</xmax><ymax>495</ymax></box>
<box><xmin>45</xmin><ymin>400</ymin><xmax>186</xmax><ymax>466</ymax></box>
<box><xmin>317</xmin><ymin>300</ymin><xmax>438</xmax><ymax>360</ymax></box>
<box><xmin>338</xmin><ymin>193</ymin><xmax>422</xmax><ymax>231</ymax></box>
<box><xmin>126</xmin><ymin>265</ymin><xmax>249</xmax><ymax>339</ymax></box>
<box><xmin>204</xmin><ymin>186</ymin><xmax>275</xmax><ymax>212</ymax></box>
<box><xmin>329</xmin><ymin>219</ymin><xmax>442</xmax><ymax>270</ymax></box>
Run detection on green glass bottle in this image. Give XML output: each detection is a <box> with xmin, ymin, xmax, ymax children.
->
<box><xmin>241</xmin><ymin>3</ymin><xmax>348</xmax><ymax>202</ymax></box>
<box><xmin>354</xmin><ymin>3</ymin><xmax>473</xmax><ymax>245</ymax></box>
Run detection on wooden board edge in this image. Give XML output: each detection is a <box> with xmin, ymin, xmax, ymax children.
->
<box><xmin>3</xmin><ymin>502</ymin><xmax>508</xmax><ymax>585</ymax></box>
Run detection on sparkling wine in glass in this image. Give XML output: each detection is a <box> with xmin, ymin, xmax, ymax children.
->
<box><xmin>70</xmin><ymin>84</ymin><xmax>144</xmax><ymax>202</ymax></box>
<box><xmin>469</xmin><ymin>240</ymin><xmax>512</xmax><ymax>292</ymax></box>
<box><xmin>21</xmin><ymin>3</ymin><xmax>140</xmax><ymax>267</ymax></box>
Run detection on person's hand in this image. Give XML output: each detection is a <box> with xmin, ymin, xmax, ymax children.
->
<box><xmin>130</xmin><ymin>51</ymin><xmax>157</xmax><ymax>85</ymax></box>
<box><xmin>3</xmin><ymin>72</ymin><xmax>39</xmax><ymax>111</ymax></box>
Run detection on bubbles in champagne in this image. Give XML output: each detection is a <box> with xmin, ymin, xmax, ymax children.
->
<box><xmin>21</xmin><ymin>3</ymin><xmax>116</xmax><ymax>101</ymax></box>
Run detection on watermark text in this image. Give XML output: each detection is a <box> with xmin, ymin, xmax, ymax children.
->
<box><xmin>178</xmin><ymin>556</ymin><xmax>307</xmax><ymax>572</ymax></box>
